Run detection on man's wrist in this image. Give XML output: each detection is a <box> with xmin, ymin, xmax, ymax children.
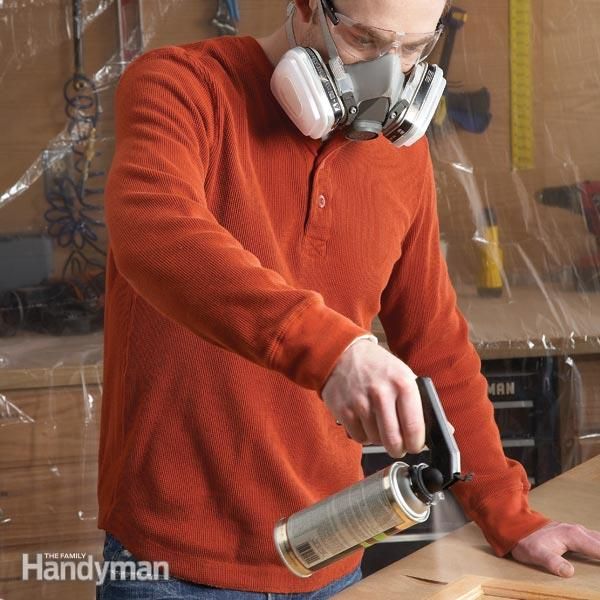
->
<box><xmin>342</xmin><ymin>333</ymin><xmax>379</xmax><ymax>353</ymax></box>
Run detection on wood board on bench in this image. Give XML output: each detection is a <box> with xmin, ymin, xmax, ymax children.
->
<box><xmin>428</xmin><ymin>575</ymin><xmax>600</xmax><ymax>600</ymax></box>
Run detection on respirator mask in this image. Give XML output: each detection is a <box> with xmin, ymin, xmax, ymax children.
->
<box><xmin>271</xmin><ymin>0</ymin><xmax>447</xmax><ymax>146</ymax></box>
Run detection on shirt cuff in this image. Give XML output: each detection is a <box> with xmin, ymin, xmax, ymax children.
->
<box><xmin>268</xmin><ymin>299</ymin><xmax>372</xmax><ymax>392</ymax></box>
<box><xmin>467</xmin><ymin>486</ymin><xmax>552</xmax><ymax>557</ymax></box>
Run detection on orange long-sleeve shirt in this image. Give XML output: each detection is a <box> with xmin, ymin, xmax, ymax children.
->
<box><xmin>98</xmin><ymin>35</ymin><xmax>550</xmax><ymax>593</ymax></box>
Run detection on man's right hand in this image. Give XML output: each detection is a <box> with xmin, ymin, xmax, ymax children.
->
<box><xmin>321</xmin><ymin>339</ymin><xmax>425</xmax><ymax>458</ymax></box>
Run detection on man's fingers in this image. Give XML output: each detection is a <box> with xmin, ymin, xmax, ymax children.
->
<box><xmin>543</xmin><ymin>554</ymin><xmax>575</xmax><ymax>577</ymax></box>
<box><xmin>322</xmin><ymin>340</ymin><xmax>428</xmax><ymax>454</ymax></box>
<box><xmin>358</xmin><ymin>405</ymin><xmax>381</xmax><ymax>446</ymax></box>
<box><xmin>512</xmin><ymin>522</ymin><xmax>600</xmax><ymax>579</ymax></box>
<box><xmin>565</xmin><ymin>525</ymin><xmax>600</xmax><ymax>560</ymax></box>
<box><xmin>531</xmin><ymin>546</ymin><xmax>574</xmax><ymax>578</ymax></box>
<box><xmin>395</xmin><ymin>378</ymin><xmax>425</xmax><ymax>454</ymax></box>
<box><xmin>371</xmin><ymin>388</ymin><xmax>405</xmax><ymax>458</ymax></box>
<box><xmin>553</xmin><ymin>558</ymin><xmax>575</xmax><ymax>578</ymax></box>
<box><xmin>343</xmin><ymin>415</ymin><xmax>368</xmax><ymax>444</ymax></box>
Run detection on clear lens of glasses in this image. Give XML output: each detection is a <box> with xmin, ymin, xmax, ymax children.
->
<box><xmin>329</xmin><ymin>12</ymin><xmax>443</xmax><ymax>67</ymax></box>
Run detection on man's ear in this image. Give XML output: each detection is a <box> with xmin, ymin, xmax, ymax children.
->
<box><xmin>294</xmin><ymin>0</ymin><xmax>315</xmax><ymax>24</ymax></box>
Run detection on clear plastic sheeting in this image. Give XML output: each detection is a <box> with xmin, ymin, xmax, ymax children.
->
<box><xmin>422</xmin><ymin>0</ymin><xmax>600</xmax><ymax>477</ymax></box>
<box><xmin>425</xmin><ymin>0</ymin><xmax>600</xmax><ymax>351</ymax></box>
<box><xmin>0</xmin><ymin>332</ymin><xmax>104</xmax><ymax>597</ymax></box>
<box><xmin>560</xmin><ymin>355</ymin><xmax>600</xmax><ymax>472</ymax></box>
<box><xmin>0</xmin><ymin>1</ymin><xmax>599</xmax><ymax>598</ymax></box>
<box><xmin>0</xmin><ymin>0</ymin><xmax>173</xmax><ymax>81</ymax></box>
<box><xmin>0</xmin><ymin>0</ymin><xmax>182</xmax><ymax>596</ymax></box>
<box><xmin>0</xmin><ymin>0</ymin><xmax>115</xmax><ymax>84</ymax></box>
<box><xmin>1</xmin><ymin>0</ymin><xmax>174</xmax><ymax>209</ymax></box>
<box><xmin>1</xmin><ymin>55</ymin><xmax>126</xmax><ymax>210</ymax></box>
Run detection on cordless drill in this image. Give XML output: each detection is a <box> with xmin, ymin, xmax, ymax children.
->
<box><xmin>537</xmin><ymin>181</ymin><xmax>600</xmax><ymax>292</ymax></box>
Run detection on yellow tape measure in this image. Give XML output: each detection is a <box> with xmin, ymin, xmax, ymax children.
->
<box><xmin>510</xmin><ymin>0</ymin><xmax>534</xmax><ymax>170</ymax></box>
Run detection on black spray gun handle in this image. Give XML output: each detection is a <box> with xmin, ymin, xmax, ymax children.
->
<box><xmin>409</xmin><ymin>376</ymin><xmax>472</xmax><ymax>504</ymax></box>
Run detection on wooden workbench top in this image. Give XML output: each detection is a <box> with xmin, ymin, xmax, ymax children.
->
<box><xmin>333</xmin><ymin>455</ymin><xmax>600</xmax><ymax>598</ymax></box>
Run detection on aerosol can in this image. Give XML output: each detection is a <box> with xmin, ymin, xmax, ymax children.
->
<box><xmin>274</xmin><ymin>376</ymin><xmax>472</xmax><ymax>577</ymax></box>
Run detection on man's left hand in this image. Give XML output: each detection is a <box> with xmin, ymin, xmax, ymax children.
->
<box><xmin>511</xmin><ymin>521</ymin><xmax>600</xmax><ymax>577</ymax></box>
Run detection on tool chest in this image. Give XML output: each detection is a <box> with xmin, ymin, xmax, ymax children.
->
<box><xmin>483</xmin><ymin>356</ymin><xmax>561</xmax><ymax>485</ymax></box>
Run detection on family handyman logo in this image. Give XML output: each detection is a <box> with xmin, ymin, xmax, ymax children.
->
<box><xmin>22</xmin><ymin>552</ymin><xmax>169</xmax><ymax>584</ymax></box>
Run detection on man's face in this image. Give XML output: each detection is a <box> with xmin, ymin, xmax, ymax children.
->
<box><xmin>301</xmin><ymin>0</ymin><xmax>447</xmax><ymax>71</ymax></box>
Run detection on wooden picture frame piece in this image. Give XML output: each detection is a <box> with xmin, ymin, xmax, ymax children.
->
<box><xmin>428</xmin><ymin>575</ymin><xmax>600</xmax><ymax>600</ymax></box>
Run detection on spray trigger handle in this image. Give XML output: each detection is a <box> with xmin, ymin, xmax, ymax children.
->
<box><xmin>415</xmin><ymin>376</ymin><xmax>469</xmax><ymax>494</ymax></box>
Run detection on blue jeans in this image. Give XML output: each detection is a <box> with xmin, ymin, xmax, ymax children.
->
<box><xmin>96</xmin><ymin>532</ymin><xmax>362</xmax><ymax>599</ymax></box>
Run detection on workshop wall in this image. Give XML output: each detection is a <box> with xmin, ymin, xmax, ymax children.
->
<box><xmin>0</xmin><ymin>0</ymin><xmax>284</xmax><ymax>284</ymax></box>
<box><xmin>429</xmin><ymin>0</ymin><xmax>600</xmax><ymax>288</ymax></box>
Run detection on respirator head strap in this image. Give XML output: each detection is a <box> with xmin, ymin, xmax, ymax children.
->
<box><xmin>285</xmin><ymin>2</ymin><xmax>297</xmax><ymax>47</ymax></box>
<box><xmin>315</xmin><ymin>0</ymin><xmax>358</xmax><ymax>124</ymax></box>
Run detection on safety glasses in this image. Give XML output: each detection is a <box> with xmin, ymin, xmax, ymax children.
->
<box><xmin>320</xmin><ymin>0</ymin><xmax>444</xmax><ymax>65</ymax></box>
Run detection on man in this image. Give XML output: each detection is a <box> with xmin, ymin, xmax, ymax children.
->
<box><xmin>97</xmin><ymin>0</ymin><xmax>600</xmax><ymax>598</ymax></box>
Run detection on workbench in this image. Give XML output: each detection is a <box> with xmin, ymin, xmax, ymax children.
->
<box><xmin>333</xmin><ymin>455</ymin><xmax>600</xmax><ymax>599</ymax></box>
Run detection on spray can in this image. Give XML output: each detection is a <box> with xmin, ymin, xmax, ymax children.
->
<box><xmin>274</xmin><ymin>377</ymin><xmax>470</xmax><ymax>577</ymax></box>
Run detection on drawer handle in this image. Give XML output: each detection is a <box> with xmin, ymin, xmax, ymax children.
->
<box><xmin>492</xmin><ymin>400</ymin><xmax>534</xmax><ymax>409</ymax></box>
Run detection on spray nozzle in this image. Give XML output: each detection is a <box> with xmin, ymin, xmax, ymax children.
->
<box><xmin>422</xmin><ymin>465</ymin><xmax>444</xmax><ymax>493</ymax></box>
<box><xmin>408</xmin><ymin>464</ymin><xmax>444</xmax><ymax>504</ymax></box>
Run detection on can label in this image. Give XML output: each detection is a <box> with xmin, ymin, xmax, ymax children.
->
<box><xmin>286</xmin><ymin>468</ymin><xmax>410</xmax><ymax>568</ymax></box>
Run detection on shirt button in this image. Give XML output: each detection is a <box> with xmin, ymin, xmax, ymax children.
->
<box><xmin>318</xmin><ymin>195</ymin><xmax>327</xmax><ymax>209</ymax></box>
